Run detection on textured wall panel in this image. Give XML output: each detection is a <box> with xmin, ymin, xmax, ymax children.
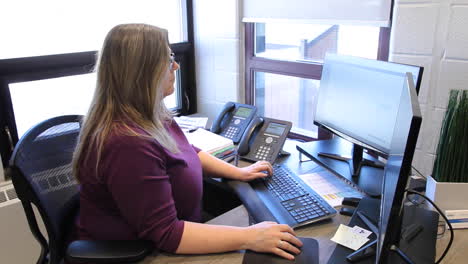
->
<box><xmin>421</xmin><ymin>108</ymin><xmax>446</xmax><ymax>155</ymax></box>
<box><xmin>215</xmin><ymin>72</ymin><xmax>239</xmax><ymax>102</ymax></box>
<box><xmin>445</xmin><ymin>6</ymin><xmax>468</xmax><ymax>59</ymax></box>
<box><xmin>214</xmin><ymin>39</ymin><xmax>240</xmax><ymax>72</ymax></box>
<box><xmin>435</xmin><ymin>60</ymin><xmax>468</xmax><ymax>108</ymax></box>
<box><xmin>212</xmin><ymin>0</ymin><xmax>239</xmax><ymax>39</ymax></box>
<box><xmin>390</xmin><ymin>54</ymin><xmax>433</xmax><ymax>104</ymax></box>
<box><xmin>391</xmin><ymin>4</ymin><xmax>438</xmax><ymax>54</ymax></box>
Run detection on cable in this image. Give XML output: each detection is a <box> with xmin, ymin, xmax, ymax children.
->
<box><xmin>406</xmin><ymin>190</ymin><xmax>454</xmax><ymax>264</ymax></box>
<box><xmin>437</xmin><ymin>220</ymin><xmax>446</xmax><ymax>238</ymax></box>
<box><xmin>411</xmin><ymin>165</ymin><xmax>427</xmax><ymax>179</ymax></box>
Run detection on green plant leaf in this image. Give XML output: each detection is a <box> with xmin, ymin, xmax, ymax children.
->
<box><xmin>432</xmin><ymin>89</ymin><xmax>468</xmax><ymax>183</ymax></box>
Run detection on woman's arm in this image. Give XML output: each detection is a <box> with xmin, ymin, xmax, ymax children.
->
<box><xmin>198</xmin><ymin>151</ymin><xmax>273</xmax><ymax>181</ymax></box>
<box><xmin>176</xmin><ymin>221</ymin><xmax>303</xmax><ymax>260</ymax></box>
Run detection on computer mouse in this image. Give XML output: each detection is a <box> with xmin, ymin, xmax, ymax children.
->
<box><xmin>242</xmin><ymin>237</ymin><xmax>319</xmax><ymax>264</ymax></box>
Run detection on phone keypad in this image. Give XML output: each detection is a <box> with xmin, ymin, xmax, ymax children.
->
<box><xmin>222</xmin><ymin>126</ymin><xmax>239</xmax><ymax>139</ymax></box>
<box><xmin>255</xmin><ymin>145</ymin><xmax>272</xmax><ymax>160</ymax></box>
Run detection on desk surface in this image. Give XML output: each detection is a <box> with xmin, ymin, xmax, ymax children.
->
<box><xmin>144</xmin><ymin>205</ymin><xmax>468</xmax><ymax>264</ymax></box>
<box><xmin>143</xmin><ymin>205</ymin><xmax>347</xmax><ymax>264</ymax></box>
<box><xmin>143</xmin><ymin>140</ymin><xmax>468</xmax><ymax>263</ymax></box>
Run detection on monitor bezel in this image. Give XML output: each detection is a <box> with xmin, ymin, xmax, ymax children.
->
<box><xmin>376</xmin><ymin>72</ymin><xmax>422</xmax><ymax>262</ymax></box>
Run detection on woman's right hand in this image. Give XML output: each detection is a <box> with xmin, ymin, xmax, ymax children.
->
<box><xmin>243</xmin><ymin>221</ymin><xmax>303</xmax><ymax>260</ymax></box>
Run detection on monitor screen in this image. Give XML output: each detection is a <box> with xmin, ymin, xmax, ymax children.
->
<box><xmin>315</xmin><ymin>53</ymin><xmax>422</xmax><ymax>154</ymax></box>
<box><xmin>377</xmin><ymin>73</ymin><xmax>422</xmax><ymax>261</ymax></box>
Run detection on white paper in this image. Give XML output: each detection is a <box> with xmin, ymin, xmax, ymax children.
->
<box><xmin>184</xmin><ymin>128</ymin><xmax>233</xmax><ymax>154</ymax></box>
<box><xmin>331</xmin><ymin>224</ymin><xmax>370</xmax><ymax>251</ymax></box>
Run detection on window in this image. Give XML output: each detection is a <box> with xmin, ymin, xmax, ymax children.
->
<box><xmin>245</xmin><ymin>22</ymin><xmax>390</xmax><ymax>140</ymax></box>
<box><xmin>256</xmin><ymin>24</ymin><xmax>380</xmax><ymax>63</ymax></box>
<box><xmin>0</xmin><ymin>1</ymin><xmax>188</xmax><ymax>59</ymax></box>
<box><xmin>9</xmin><ymin>74</ymin><xmax>96</xmax><ymax>138</ymax></box>
<box><xmin>0</xmin><ymin>0</ymin><xmax>196</xmax><ymax>167</ymax></box>
<box><xmin>255</xmin><ymin>72</ymin><xmax>320</xmax><ymax>137</ymax></box>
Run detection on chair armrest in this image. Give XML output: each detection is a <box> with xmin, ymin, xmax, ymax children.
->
<box><xmin>66</xmin><ymin>240</ymin><xmax>154</xmax><ymax>264</ymax></box>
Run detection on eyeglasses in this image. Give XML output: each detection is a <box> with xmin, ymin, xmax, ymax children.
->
<box><xmin>169</xmin><ymin>52</ymin><xmax>176</xmax><ymax>69</ymax></box>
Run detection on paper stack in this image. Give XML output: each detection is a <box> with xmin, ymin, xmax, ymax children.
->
<box><xmin>174</xmin><ymin>116</ymin><xmax>208</xmax><ymax>131</ymax></box>
<box><xmin>184</xmin><ymin>128</ymin><xmax>235</xmax><ymax>159</ymax></box>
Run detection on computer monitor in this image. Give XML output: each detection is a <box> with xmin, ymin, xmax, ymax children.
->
<box><xmin>336</xmin><ymin>73</ymin><xmax>426</xmax><ymax>263</ymax></box>
<box><xmin>314</xmin><ymin>53</ymin><xmax>423</xmax><ymax>178</ymax></box>
<box><xmin>377</xmin><ymin>73</ymin><xmax>422</xmax><ymax>262</ymax></box>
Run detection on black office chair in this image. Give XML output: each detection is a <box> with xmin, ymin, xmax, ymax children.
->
<box><xmin>9</xmin><ymin>115</ymin><xmax>153</xmax><ymax>264</ymax></box>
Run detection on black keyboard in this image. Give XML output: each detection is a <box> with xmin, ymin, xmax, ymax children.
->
<box><xmin>259</xmin><ymin>164</ymin><xmax>337</xmax><ymax>225</ymax></box>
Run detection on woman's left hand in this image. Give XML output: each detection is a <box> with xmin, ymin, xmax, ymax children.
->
<box><xmin>236</xmin><ymin>160</ymin><xmax>273</xmax><ymax>181</ymax></box>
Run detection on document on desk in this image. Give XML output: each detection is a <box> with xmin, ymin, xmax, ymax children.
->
<box><xmin>299</xmin><ymin>170</ymin><xmax>364</xmax><ymax>207</ymax></box>
<box><xmin>184</xmin><ymin>128</ymin><xmax>234</xmax><ymax>154</ymax></box>
<box><xmin>174</xmin><ymin>116</ymin><xmax>208</xmax><ymax>131</ymax></box>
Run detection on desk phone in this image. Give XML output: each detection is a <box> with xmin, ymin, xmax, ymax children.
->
<box><xmin>237</xmin><ymin>117</ymin><xmax>292</xmax><ymax>164</ymax></box>
<box><xmin>211</xmin><ymin>102</ymin><xmax>257</xmax><ymax>144</ymax></box>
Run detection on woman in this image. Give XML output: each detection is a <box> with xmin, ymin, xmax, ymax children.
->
<box><xmin>72</xmin><ymin>23</ymin><xmax>302</xmax><ymax>260</ymax></box>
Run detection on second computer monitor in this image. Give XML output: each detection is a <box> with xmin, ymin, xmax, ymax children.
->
<box><xmin>315</xmin><ymin>53</ymin><xmax>422</xmax><ymax>155</ymax></box>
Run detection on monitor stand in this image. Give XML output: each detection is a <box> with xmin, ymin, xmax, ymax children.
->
<box><xmin>346</xmin><ymin>211</ymin><xmax>378</xmax><ymax>262</ymax></box>
<box><xmin>327</xmin><ymin>197</ymin><xmax>438</xmax><ymax>264</ymax></box>
<box><xmin>318</xmin><ymin>144</ymin><xmax>384</xmax><ymax>178</ymax></box>
<box><xmin>346</xmin><ymin>212</ymin><xmax>418</xmax><ymax>264</ymax></box>
<box><xmin>296</xmin><ymin>138</ymin><xmax>384</xmax><ymax>197</ymax></box>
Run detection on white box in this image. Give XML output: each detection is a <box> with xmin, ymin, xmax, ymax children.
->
<box><xmin>425</xmin><ymin>175</ymin><xmax>468</xmax><ymax>212</ymax></box>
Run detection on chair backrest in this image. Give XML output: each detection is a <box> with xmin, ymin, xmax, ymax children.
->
<box><xmin>9</xmin><ymin>115</ymin><xmax>83</xmax><ymax>264</ymax></box>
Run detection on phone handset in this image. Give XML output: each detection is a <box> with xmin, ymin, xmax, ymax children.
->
<box><xmin>211</xmin><ymin>102</ymin><xmax>258</xmax><ymax>144</ymax></box>
<box><xmin>211</xmin><ymin>102</ymin><xmax>236</xmax><ymax>134</ymax></box>
<box><xmin>237</xmin><ymin>116</ymin><xmax>264</xmax><ymax>156</ymax></box>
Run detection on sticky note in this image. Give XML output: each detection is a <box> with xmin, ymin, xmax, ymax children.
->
<box><xmin>331</xmin><ymin>224</ymin><xmax>370</xmax><ymax>251</ymax></box>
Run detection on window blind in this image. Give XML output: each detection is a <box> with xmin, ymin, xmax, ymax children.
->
<box><xmin>243</xmin><ymin>0</ymin><xmax>392</xmax><ymax>27</ymax></box>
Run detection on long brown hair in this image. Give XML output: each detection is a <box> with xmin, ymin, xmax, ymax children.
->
<box><xmin>72</xmin><ymin>23</ymin><xmax>179</xmax><ymax>182</ymax></box>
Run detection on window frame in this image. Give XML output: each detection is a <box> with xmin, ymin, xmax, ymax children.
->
<box><xmin>244</xmin><ymin>22</ymin><xmax>390</xmax><ymax>141</ymax></box>
<box><xmin>0</xmin><ymin>0</ymin><xmax>197</xmax><ymax>167</ymax></box>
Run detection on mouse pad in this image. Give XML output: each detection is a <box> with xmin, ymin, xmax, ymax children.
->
<box><xmin>242</xmin><ymin>237</ymin><xmax>319</xmax><ymax>264</ymax></box>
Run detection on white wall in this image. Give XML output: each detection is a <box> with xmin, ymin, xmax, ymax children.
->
<box><xmin>0</xmin><ymin>195</ymin><xmax>42</xmax><ymax>264</ymax></box>
<box><xmin>193</xmin><ymin>0</ymin><xmax>468</xmax><ymax>176</ymax></box>
<box><xmin>193</xmin><ymin>0</ymin><xmax>243</xmax><ymax>121</ymax></box>
<box><xmin>390</xmin><ymin>0</ymin><xmax>468</xmax><ymax>176</ymax></box>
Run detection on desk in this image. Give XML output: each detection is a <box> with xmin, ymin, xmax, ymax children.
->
<box><xmin>143</xmin><ymin>140</ymin><xmax>468</xmax><ymax>263</ymax></box>
<box><xmin>144</xmin><ymin>204</ymin><xmax>468</xmax><ymax>264</ymax></box>
<box><xmin>143</xmin><ymin>205</ymin><xmax>348</xmax><ymax>264</ymax></box>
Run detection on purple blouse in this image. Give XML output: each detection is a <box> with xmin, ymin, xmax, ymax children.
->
<box><xmin>77</xmin><ymin>120</ymin><xmax>203</xmax><ymax>253</ymax></box>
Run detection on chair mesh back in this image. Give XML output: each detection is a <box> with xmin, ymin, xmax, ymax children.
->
<box><xmin>11</xmin><ymin>115</ymin><xmax>82</xmax><ymax>254</ymax></box>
